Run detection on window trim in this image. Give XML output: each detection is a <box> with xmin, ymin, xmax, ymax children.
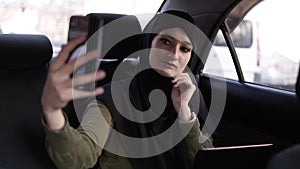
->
<box><xmin>220</xmin><ymin>22</ymin><xmax>245</xmax><ymax>83</ymax></box>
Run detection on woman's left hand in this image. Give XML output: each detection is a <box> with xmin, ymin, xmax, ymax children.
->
<box><xmin>171</xmin><ymin>73</ymin><xmax>196</xmax><ymax>121</ymax></box>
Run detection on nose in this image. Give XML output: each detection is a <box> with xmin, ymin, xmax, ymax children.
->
<box><xmin>169</xmin><ymin>45</ymin><xmax>180</xmax><ymax>60</ymax></box>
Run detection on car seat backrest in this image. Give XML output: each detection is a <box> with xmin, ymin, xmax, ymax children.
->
<box><xmin>0</xmin><ymin>34</ymin><xmax>52</xmax><ymax>70</ymax></box>
<box><xmin>0</xmin><ymin>34</ymin><xmax>56</xmax><ymax>169</ymax></box>
<box><xmin>87</xmin><ymin>13</ymin><xmax>142</xmax><ymax>86</ymax></box>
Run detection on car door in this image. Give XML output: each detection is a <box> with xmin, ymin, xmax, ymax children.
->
<box><xmin>161</xmin><ymin>0</ymin><xmax>300</xmax><ymax>154</ymax></box>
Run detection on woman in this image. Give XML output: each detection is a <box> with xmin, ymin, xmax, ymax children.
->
<box><xmin>41</xmin><ymin>10</ymin><xmax>213</xmax><ymax>169</ymax></box>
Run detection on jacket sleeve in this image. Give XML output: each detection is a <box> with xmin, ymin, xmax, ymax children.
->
<box><xmin>181</xmin><ymin>119</ymin><xmax>214</xmax><ymax>163</ymax></box>
<box><xmin>43</xmin><ymin>101</ymin><xmax>113</xmax><ymax>169</ymax></box>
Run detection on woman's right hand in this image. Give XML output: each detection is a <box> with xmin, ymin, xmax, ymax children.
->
<box><xmin>41</xmin><ymin>35</ymin><xmax>106</xmax><ymax>130</ymax></box>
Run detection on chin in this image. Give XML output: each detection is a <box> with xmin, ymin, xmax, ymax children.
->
<box><xmin>156</xmin><ymin>69</ymin><xmax>175</xmax><ymax>77</ymax></box>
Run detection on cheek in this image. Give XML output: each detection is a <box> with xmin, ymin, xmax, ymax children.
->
<box><xmin>177</xmin><ymin>55</ymin><xmax>191</xmax><ymax>72</ymax></box>
<box><xmin>149</xmin><ymin>50</ymin><xmax>161</xmax><ymax>69</ymax></box>
<box><xmin>180</xmin><ymin>55</ymin><xmax>191</xmax><ymax>66</ymax></box>
<box><xmin>149</xmin><ymin>47</ymin><xmax>166</xmax><ymax>64</ymax></box>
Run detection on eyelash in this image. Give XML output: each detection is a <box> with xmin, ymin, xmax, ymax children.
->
<box><xmin>160</xmin><ymin>38</ymin><xmax>171</xmax><ymax>45</ymax></box>
<box><xmin>160</xmin><ymin>38</ymin><xmax>191</xmax><ymax>53</ymax></box>
<box><xmin>181</xmin><ymin>47</ymin><xmax>191</xmax><ymax>53</ymax></box>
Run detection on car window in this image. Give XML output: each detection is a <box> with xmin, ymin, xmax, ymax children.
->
<box><xmin>203</xmin><ymin>30</ymin><xmax>238</xmax><ymax>80</ymax></box>
<box><xmin>205</xmin><ymin>0</ymin><xmax>300</xmax><ymax>91</ymax></box>
<box><xmin>0</xmin><ymin>0</ymin><xmax>163</xmax><ymax>56</ymax></box>
<box><xmin>214</xmin><ymin>20</ymin><xmax>252</xmax><ymax>48</ymax></box>
<box><xmin>238</xmin><ymin>0</ymin><xmax>300</xmax><ymax>91</ymax></box>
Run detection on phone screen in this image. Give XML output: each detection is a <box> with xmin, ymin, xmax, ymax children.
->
<box><xmin>67</xmin><ymin>15</ymin><xmax>89</xmax><ymax>42</ymax></box>
<box><xmin>83</xmin><ymin>15</ymin><xmax>105</xmax><ymax>90</ymax></box>
<box><xmin>68</xmin><ymin>15</ymin><xmax>105</xmax><ymax>91</ymax></box>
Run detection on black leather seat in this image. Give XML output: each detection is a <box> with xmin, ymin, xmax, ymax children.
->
<box><xmin>266</xmin><ymin>66</ymin><xmax>300</xmax><ymax>169</ymax></box>
<box><xmin>87</xmin><ymin>13</ymin><xmax>142</xmax><ymax>86</ymax></box>
<box><xmin>267</xmin><ymin>144</ymin><xmax>300</xmax><ymax>169</ymax></box>
<box><xmin>0</xmin><ymin>34</ymin><xmax>56</xmax><ymax>169</ymax></box>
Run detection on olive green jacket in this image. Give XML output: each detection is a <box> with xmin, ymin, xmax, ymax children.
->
<box><xmin>43</xmin><ymin>101</ymin><xmax>213</xmax><ymax>169</ymax></box>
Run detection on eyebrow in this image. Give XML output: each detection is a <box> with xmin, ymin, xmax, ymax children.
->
<box><xmin>160</xmin><ymin>34</ymin><xmax>193</xmax><ymax>48</ymax></box>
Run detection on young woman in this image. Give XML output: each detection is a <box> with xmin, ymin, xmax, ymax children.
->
<box><xmin>41</xmin><ymin>10</ymin><xmax>213</xmax><ymax>169</ymax></box>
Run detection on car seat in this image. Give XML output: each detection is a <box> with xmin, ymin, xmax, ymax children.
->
<box><xmin>266</xmin><ymin>66</ymin><xmax>300</xmax><ymax>169</ymax></box>
<box><xmin>0</xmin><ymin>34</ymin><xmax>56</xmax><ymax>169</ymax></box>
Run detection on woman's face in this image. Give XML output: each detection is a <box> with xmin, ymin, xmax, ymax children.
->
<box><xmin>149</xmin><ymin>28</ymin><xmax>193</xmax><ymax>77</ymax></box>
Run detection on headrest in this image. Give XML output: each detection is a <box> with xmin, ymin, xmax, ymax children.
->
<box><xmin>0</xmin><ymin>34</ymin><xmax>53</xmax><ymax>70</ymax></box>
<box><xmin>86</xmin><ymin>13</ymin><xmax>142</xmax><ymax>60</ymax></box>
<box><xmin>87</xmin><ymin>13</ymin><xmax>127</xmax><ymax>24</ymax></box>
<box><xmin>83</xmin><ymin>13</ymin><xmax>142</xmax><ymax>87</ymax></box>
<box><xmin>86</xmin><ymin>13</ymin><xmax>141</xmax><ymax>40</ymax></box>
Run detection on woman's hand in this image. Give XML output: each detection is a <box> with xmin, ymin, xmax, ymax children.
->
<box><xmin>171</xmin><ymin>73</ymin><xmax>196</xmax><ymax>121</ymax></box>
<box><xmin>41</xmin><ymin>36</ymin><xmax>106</xmax><ymax>130</ymax></box>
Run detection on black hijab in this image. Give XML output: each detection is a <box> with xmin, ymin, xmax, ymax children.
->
<box><xmin>97</xmin><ymin>10</ymin><xmax>202</xmax><ymax>169</ymax></box>
<box><xmin>98</xmin><ymin>69</ymin><xmax>192</xmax><ymax>169</ymax></box>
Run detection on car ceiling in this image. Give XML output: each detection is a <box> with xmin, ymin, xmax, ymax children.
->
<box><xmin>160</xmin><ymin>0</ymin><xmax>263</xmax><ymax>41</ymax></box>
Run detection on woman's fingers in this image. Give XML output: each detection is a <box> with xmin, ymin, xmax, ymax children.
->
<box><xmin>61</xmin><ymin>50</ymin><xmax>100</xmax><ymax>75</ymax></box>
<box><xmin>171</xmin><ymin>73</ymin><xmax>196</xmax><ymax>116</ymax></box>
<box><xmin>51</xmin><ymin>35</ymin><xmax>86</xmax><ymax>71</ymax></box>
<box><xmin>42</xmin><ymin>37</ymin><xmax>105</xmax><ymax>114</ymax></box>
<box><xmin>72</xmin><ymin>86</ymin><xmax>105</xmax><ymax>100</ymax></box>
<box><xmin>66</xmin><ymin>70</ymin><xmax>106</xmax><ymax>87</ymax></box>
<box><xmin>172</xmin><ymin>73</ymin><xmax>193</xmax><ymax>88</ymax></box>
<box><xmin>43</xmin><ymin>71</ymin><xmax>105</xmax><ymax>110</ymax></box>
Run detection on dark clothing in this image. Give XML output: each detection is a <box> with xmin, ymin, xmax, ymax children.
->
<box><xmin>43</xmin><ymin>69</ymin><xmax>213</xmax><ymax>169</ymax></box>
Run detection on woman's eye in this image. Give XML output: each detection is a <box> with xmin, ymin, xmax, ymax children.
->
<box><xmin>160</xmin><ymin>38</ymin><xmax>171</xmax><ymax>45</ymax></box>
<box><xmin>181</xmin><ymin>46</ymin><xmax>191</xmax><ymax>53</ymax></box>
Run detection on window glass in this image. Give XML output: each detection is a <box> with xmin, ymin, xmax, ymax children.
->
<box><xmin>214</xmin><ymin>21</ymin><xmax>253</xmax><ymax>48</ymax></box>
<box><xmin>231</xmin><ymin>0</ymin><xmax>300</xmax><ymax>91</ymax></box>
<box><xmin>203</xmin><ymin>30</ymin><xmax>238</xmax><ymax>80</ymax></box>
<box><xmin>230</xmin><ymin>20</ymin><xmax>253</xmax><ymax>48</ymax></box>
<box><xmin>206</xmin><ymin>0</ymin><xmax>300</xmax><ymax>91</ymax></box>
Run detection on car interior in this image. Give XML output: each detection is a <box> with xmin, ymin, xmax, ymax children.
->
<box><xmin>0</xmin><ymin>0</ymin><xmax>300</xmax><ymax>169</ymax></box>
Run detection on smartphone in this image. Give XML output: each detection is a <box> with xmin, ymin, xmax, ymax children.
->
<box><xmin>67</xmin><ymin>15</ymin><xmax>89</xmax><ymax>42</ymax></box>
<box><xmin>66</xmin><ymin>15</ymin><xmax>89</xmax><ymax>63</ymax></box>
<box><xmin>84</xmin><ymin>15</ymin><xmax>105</xmax><ymax>90</ymax></box>
<box><xmin>68</xmin><ymin>14</ymin><xmax>105</xmax><ymax>91</ymax></box>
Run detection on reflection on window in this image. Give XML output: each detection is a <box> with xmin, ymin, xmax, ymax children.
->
<box><xmin>230</xmin><ymin>20</ymin><xmax>253</xmax><ymax>48</ymax></box>
<box><xmin>214</xmin><ymin>20</ymin><xmax>253</xmax><ymax>48</ymax></box>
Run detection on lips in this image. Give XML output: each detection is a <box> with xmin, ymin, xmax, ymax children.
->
<box><xmin>161</xmin><ymin>60</ymin><xmax>177</xmax><ymax>69</ymax></box>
